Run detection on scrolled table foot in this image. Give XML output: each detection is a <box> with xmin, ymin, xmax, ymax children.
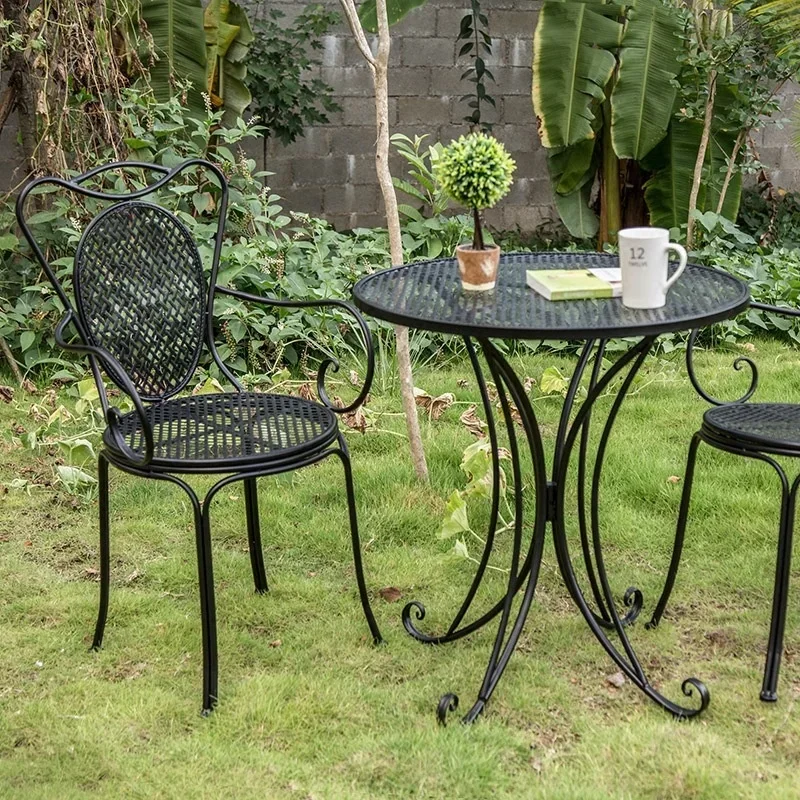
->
<box><xmin>437</xmin><ymin>693</ymin><xmax>459</xmax><ymax>725</ymax></box>
<box><xmin>622</xmin><ymin>586</ymin><xmax>643</xmax><ymax>626</ymax></box>
<box><xmin>681</xmin><ymin>677</ymin><xmax>710</xmax><ymax>714</ymax></box>
<box><xmin>402</xmin><ymin>600</ymin><xmax>450</xmax><ymax>645</ymax></box>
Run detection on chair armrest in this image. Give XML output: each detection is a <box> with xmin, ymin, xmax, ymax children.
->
<box><xmin>55</xmin><ymin>312</ymin><xmax>154</xmax><ymax>467</ymax></box>
<box><xmin>214</xmin><ymin>285</ymin><xmax>375</xmax><ymax>414</ymax></box>
<box><xmin>750</xmin><ymin>301</ymin><xmax>800</xmax><ymax>319</ymax></box>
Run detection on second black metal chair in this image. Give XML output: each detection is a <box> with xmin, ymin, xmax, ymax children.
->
<box><xmin>16</xmin><ymin>158</ymin><xmax>382</xmax><ymax>715</ymax></box>
<box><xmin>648</xmin><ymin>307</ymin><xmax>800</xmax><ymax>702</ymax></box>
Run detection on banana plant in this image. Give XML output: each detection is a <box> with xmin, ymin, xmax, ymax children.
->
<box><xmin>141</xmin><ymin>0</ymin><xmax>208</xmax><ymax>114</ymax></box>
<box><xmin>205</xmin><ymin>0</ymin><xmax>254</xmax><ymax>125</ymax></box>
<box><xmin>533</xmin><ymin>0</ymin><xmax>685</xmax><ymax>242</ymax></box>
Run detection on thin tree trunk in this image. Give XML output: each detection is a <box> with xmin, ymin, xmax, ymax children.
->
<box><xmin>686</xmin><ymin>70</ymin><xmax>717</xmax><ymax>249</ymax></box>
<box><xmin>340</xmin><ymin>0</ymin><xmax>428</xmax><ymax>482</ymax></box>
<box><xmin>0</xmin><ymin>337</ymin><xmax>25</xmax><ymax>386</ymax></box>
<box><xmin>715</xmin><ymin>130</ymin><xmax>744</xmax><ymax>216</ymax></box>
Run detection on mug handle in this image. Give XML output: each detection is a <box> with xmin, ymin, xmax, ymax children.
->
<box><xmin>664</xmin><ymin>242</ymin><xmax>688</xmax><ymax>292</ymax></box>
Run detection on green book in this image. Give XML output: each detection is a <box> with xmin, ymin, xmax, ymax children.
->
<box><xmin>526</xmin><ymin>268</ymin><xmax>622</xmax><ymax>301</ymax></box>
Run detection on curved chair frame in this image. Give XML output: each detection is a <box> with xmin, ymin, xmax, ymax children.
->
<box><xmin>648</xmin><ymin>301</ymin><xmax>800</xmax><ymax>702</ymax></box>
<box><xmin>16</xmin><ymin>159</ymin><xmax>382</xmax><ymax>714</ymax></box>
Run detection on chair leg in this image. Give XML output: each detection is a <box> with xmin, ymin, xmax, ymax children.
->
<box><xmin>647</xmin><ymin>433</ymin><xmax>702</xmax><ymax>630</ymax></box>
<box><xmin>336</xmin><ymin>436</ymin><xmax>383</xmax><ymax>644</ymax></box>
<box><xmin>196</xmin><ymin>500</ymin><xmax>219</xmax><ymax>715</ymax></box>
<box><xmin>91</xmin><ymin>454</ymin><xmax>110</xmax><ymax>650</ymax></box>
<box><xmin>760</xmin><ymin>475</ymin><xmax>799</xmax><ymax>702</ymax></box>
<box><xmin>244</xmin><ymin>477</ymin><xmax>268</xmax><ymax>594</ymax></box>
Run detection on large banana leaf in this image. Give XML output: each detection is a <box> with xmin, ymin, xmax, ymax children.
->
<box><xmin>554</xmin><ymin>183</ymin><xmax>599</xmax><ymax>239</ymax></box>
<box><xmin>548</xmin><ymin>138</ymin><xmax>596</xmax><ymax>195</ymax></box>
<box><xmin>547</xmin><ymin>141</ymin><xmax>599</xmax><ymax>238</ymax></box>
<box><xmin>610</xmin><ymin>0</ymin><xmax>683</xmax><ymax>160</ymax></box>
<box><xmin>643</xmin><ymin>118</ymin><xmax>742</xmax><ymax>230</ymax></box>
<box><xmin>141</xmin><ymin>0</ymin><xmax>207</xmax><ymax>113</ymax></box>
<box><xmin>205</xmin><ymin>0</ymin><xmax>254</xmax><ymax>124</ymax></box>
<box><xmin>359</xmin><ymin>0</ymin><xmax>429</xmax><ymax>32</ymax></box>
<box><xmin>532</xmin><ymin>1</ymin><xmax>624</xmax><ymax>149</ymax></box>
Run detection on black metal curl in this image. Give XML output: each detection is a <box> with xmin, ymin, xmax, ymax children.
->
<box><xmin>437</xmin><ymin>693</ymin><xmax>459</xmax><ymax>725</ymax></box>
<box><xmin>213</xmin><ymin>287</ymin><xmax>375</xmax><ymax>413</ymax></box>
<box><xmin>622</xmin><ymin>586</ymin><xmax>643</xmax><ymax>625</ymax></box>
<box><xmin>686</xmin><ymin>328</ymin><xmax>758</xmax><ymax>406</ymax></box>
<box><xmin>54</xmin><ymin>310</ymin><xmax>154</xmax><ymax>467</ymax></box>
<box><xmin>680</xmin><ymin>678</ymin><xmax>711</xmax><ymax>716</ymax></box>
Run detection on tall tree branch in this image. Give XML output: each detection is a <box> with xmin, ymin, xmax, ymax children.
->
<box><xmin>339</xmin><ymin>0</ymin><xmax>429</xmax><ymax>482</ymax></box>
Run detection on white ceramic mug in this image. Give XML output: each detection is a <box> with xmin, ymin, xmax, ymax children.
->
<box><xmin>618</xmin><ymin>227</ymin><xmax>688</xmax><ymax>309</ymax></box>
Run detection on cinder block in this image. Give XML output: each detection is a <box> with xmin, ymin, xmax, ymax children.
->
<box><xmin>492</xmin><ymin>10</ymin><xmax>538</xmax><ymax>36</ymax></box>
<box><xmin>513</xmin><ymin>148</ymin><xmax>549</xmax><ymax>180</ymax></box>
<box><xmin>330</xmin><ymin>126</ymin><xmax>378</xmax><ymax>156</ymax></box>
<box><xmin>320</xmin><ymin>34</ymin><xmax>346</xmax><ymax>68</ymax></box>
<box><xmin>494</xmin><ymin>123</ymin><xmax>537</xmax><ymax>152</ymax></box>
<box><xmin>396</xmin><ymin>96</ymin><xmax>452</xmax><ymax>125</ymax></box>
<box><xmin>347</xmin><ymin>154</ymin><xmax>378</xmax><ymax>185</ymax></box>
<box><xmin>501</xmin><ymin>205</ymin><xmax>556</xmax><ymax>232</ymax></box>
<box><xmin>389</xmin><ymin>67</ymin><xmax>432</xmax><ymax>96</ymax></box>
<box><xmin>436</xmin><ymin>8</ymin><xmax>468</xmax><ymax>37</ymax></box>
<box><xmin>344</xmin><ymin>97</ymin><xmax>397</xmax><ymax>126</ymax></box>
<box><xmin>267</xmin><ymin>128</ymin><xmax>330</xmax><ymax>158</ymax></box>
<box><xmin>507</xmin><ymin>37</ymin><xmax>533</xmax><ymax>67</ymax></box>
<box><xmin>293</xmin><ymin>156</ymin><xmax>349</xmax><ymax>186</ymax></box>
<box><xmin>503</xmin><ymin>95</ymin><xmax>536</xmax><ymax>125</ymax></box>
<box><xmin>263</xmin><ymin>155</ymin><xmax>293</xmax><ymax>188</ymax></box>
<box><xmin>322</xmin><ymin>66</ymin><xmax>374</xmax><ymax>97</ymax></box>
<box><xmin>430</xmin><ymin>67</ymin><xmax>470</xmax><ymax>97</ymax></box>
<box><xmin>403</xmin><ymin>37</ymin><xmax>456</xmax><ymax>67</ymax></box>
<box><xmin>527</xmin><ymin>178</ymin><xmax>556</xmax><ymax>205</ymax></box>
<box><xmin>492</xmin><ymin>66</ymin><xmax>534</xmax><ymax>96</ymax></box>
<box><xmin>279</xmin><ymin>185</ymin><xmax>324</xmax><ymax>216</ymax></box>
<box><xmin>391</xmin><ymin>5</ymin><xmax>438</xmax><ymax>36</ymax></box>
<box><xmin>324</xmin><ymin>184</ymin><xmax>379</xmax><ymax>215</ymax></box>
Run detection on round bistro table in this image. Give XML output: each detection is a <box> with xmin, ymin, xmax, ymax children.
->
<box><xmin>353</xmin><ymin>252</ymin><xmax>750</xmax><ymax>725</ymax></box>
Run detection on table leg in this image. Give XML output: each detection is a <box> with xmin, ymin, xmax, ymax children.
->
<box><xmin>437</xmin><ymin>338</ymin><xmax>549</xmax><ymax>725</ymax></box>
<box><xmin>559</xmin><ymin>340</ymin><xmax>643</xmax><ymax>631</ymax></box>
<box><xmin>552</xmin><ymin>336</ymin><xmax>709</xmax><ymax>719</ymax></box>
<box><xmin>402</xmin><ymin>337</ymin><xmax>536</xmax><ymax>646</ymax></box>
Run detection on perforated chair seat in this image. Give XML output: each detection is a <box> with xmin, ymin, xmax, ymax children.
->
<box><xmin>702</xmin><ymin>403</ymin><xmax>800</xmax><ymax>453</ymax></box>
<box><xmin>104</xmin><ymin>392</ymin><xmax>339</xmax><ymax>471</ymax></box>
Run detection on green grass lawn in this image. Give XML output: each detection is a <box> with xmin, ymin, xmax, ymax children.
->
<box><xmin>3</xmin><ymin>339</ymin><xmax>800</xmax><ymax>799</ymax></box>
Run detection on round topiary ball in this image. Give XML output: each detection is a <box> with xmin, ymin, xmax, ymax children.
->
<box><xmin>435</xmin><ymin>132</ymin><xmax>516</xmax><ymax>212</ymax></box>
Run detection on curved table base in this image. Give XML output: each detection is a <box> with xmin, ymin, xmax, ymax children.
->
<box><xmin>406</xmin><ymin>336</ymin><xmax>710</xmax><ymax>725</ymax></box>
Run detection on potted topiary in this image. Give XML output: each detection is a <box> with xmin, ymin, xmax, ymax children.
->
<box><xmin>435</xmin><ymin>132</ymin><xmax>515</xmax><ymax>291</ymax></box>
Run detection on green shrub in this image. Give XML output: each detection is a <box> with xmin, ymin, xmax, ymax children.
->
<box><xmin>1</xmin><ymin>88</ymin><xmax>390</xmax><ymax>385</ymax></box>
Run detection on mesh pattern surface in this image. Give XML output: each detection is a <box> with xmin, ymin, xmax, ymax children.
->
<box><xmin>105</xmin><ymin>392</ymin><xmax>338</xmax><ymax>468</ymax></box>
<box><xmin>353</xmin><ymin>253</ymin><xmax>749</xmax><ymax>340</ymax></box>
<box><xmin>75</xmin><ymin>201</ymin><xmax>206</xmax><ymax>400</ymax></box>
<box><xmin>704</xmin><ymin>403</ymin><xmax>800</xmax><ymax>450</ymax></box>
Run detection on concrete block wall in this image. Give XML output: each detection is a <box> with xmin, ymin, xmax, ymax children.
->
<box><xmin>254</xmin><ymin>0</ymin><xmax>556</xmax><ymax>232</ymax></box>
<box><xmin>3</xmin><ymin>2</ymin><xmax>800</xmax><ymax>234</ymax></box>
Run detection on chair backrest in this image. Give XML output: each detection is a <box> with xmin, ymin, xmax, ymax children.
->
<box><xmin>74</xmin><ymin>201</ymin><xmax>206</xmax><ymax>400</ymax></box>
<box><xmin>16</xmin><ymin>160</ymin><xmax>229</xmax><ymax>403</ymax></box>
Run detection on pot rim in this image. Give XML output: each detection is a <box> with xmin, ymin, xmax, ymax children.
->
<box><xmin>455</xmin><ymin>243</ymin><xmax>501</xmax><ymax>254</ymax></box>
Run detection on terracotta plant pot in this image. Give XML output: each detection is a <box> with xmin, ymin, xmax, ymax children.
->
<box><xmin>455</xmin><ymin>244</ymin><xmax>501</xmax><ymax>291</ymax></box>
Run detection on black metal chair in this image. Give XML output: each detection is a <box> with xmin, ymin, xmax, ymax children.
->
<box><xmin>648</xmin><ymin>304</ymin><xmax>800</xmax><ymax>702</ymax></box>
<box><xmin>16</xmin><ymin>159</ymin><xmax>382</xmax><ymax>715</ymax></box>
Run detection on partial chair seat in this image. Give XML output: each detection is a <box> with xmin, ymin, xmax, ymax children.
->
<box><xmin>702</xmin><ymin>403</ymin><xmax>800</xmax><ymax>454</ymax></box>
<box><xmin>104</xmin><ymin>392</ymin><xmax>339</xmax><ymax>472</ymax></box>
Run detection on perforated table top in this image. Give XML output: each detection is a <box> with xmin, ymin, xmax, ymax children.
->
<box><xmin>353</xmin><ymin>252</ymin><xmax>750</xmax><ymax>340</ymax></box>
